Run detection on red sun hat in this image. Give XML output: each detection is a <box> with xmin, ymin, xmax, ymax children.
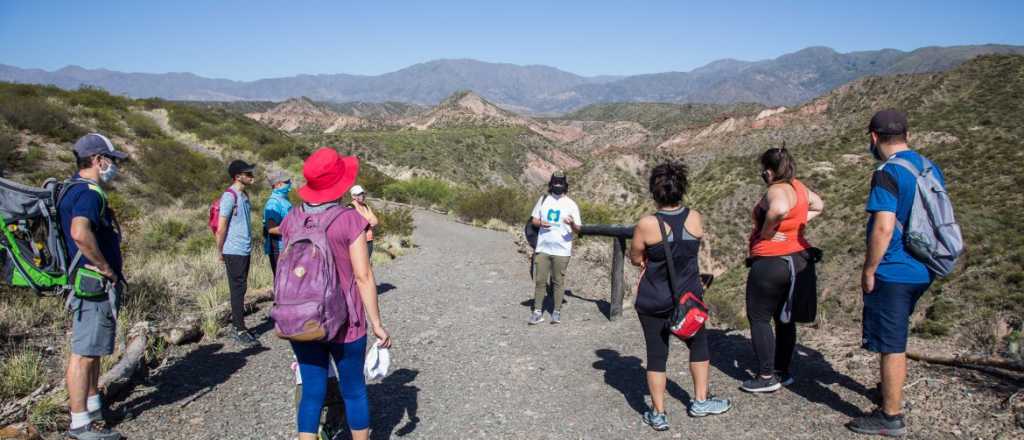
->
<box><xmin>297</xmin><ymin>148</ymin><xmax>360</xmax><ymax>204</ymax></box>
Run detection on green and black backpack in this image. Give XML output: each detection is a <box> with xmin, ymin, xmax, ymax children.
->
<box><xmin>0</xmin><ymin>176</ymin><xmax>114</xmax><ymax>297</ymax></box>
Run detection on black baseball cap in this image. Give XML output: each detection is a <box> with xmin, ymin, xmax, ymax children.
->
<box><xmin>227</xmin><ymin>160</ymin><xmax>256</xmax><ymax>178</ymax></box>
<box><xmin>73</xmin><ymin>133</ymin><xmax>128</xmax><ymax>160</ymax></box>
<box><xmin>867</xmin><ymin>109</ymin><xmax>908</xmax><ymax>135</ymax></box>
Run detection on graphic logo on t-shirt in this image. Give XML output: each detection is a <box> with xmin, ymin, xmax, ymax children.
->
<box><xmin>546</xmin><ymin>209</ymin><xmax>561</xmax><ymax>223</ymax></box>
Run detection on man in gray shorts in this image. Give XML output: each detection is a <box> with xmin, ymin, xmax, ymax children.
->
<box><xmin>58</xmin><ymin>133</ymin><xmax>128</xmax><ymax>440</ymax></box>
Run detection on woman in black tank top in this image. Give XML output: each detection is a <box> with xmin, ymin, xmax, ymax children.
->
<box><xmin>628</xmin><ymin>162</ymin><xmax>732</xmax><ymax>430</ymax></box>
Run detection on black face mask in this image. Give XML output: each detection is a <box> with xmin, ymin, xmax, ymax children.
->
<box><xmin>549</xmin><ymin>177</ymin><xmax>568</xmax><ymax>195</ymax></box>
<box><xmin>869</xmin><ymin>142</ymin><xmax>885</xmax><ymax>161</ymax></box>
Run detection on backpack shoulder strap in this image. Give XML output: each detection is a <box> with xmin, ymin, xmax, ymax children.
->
<box><xmin>885</xmin><ymin>156</ymin><xmax>925</xmax><ymax>177</ymax></box>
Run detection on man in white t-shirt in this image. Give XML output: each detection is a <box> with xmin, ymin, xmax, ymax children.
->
<box><xmin>528</xmin><ymin>171</ymin><xmax>582</xmax><ymax>325</ymax></box>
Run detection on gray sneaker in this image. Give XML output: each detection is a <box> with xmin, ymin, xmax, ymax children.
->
<box><xmin>847</xmin><ymin>409</ymin><xmax>907</xmax><ymax>437</ymax></box>
<box><xmin>232</xmin><ymin>330</ymin><xmax>260</xmax><ymax>347</ymax></box>
<box><xmin>528</xmin><ymin>310</ymin><xmax>544</xmax><ymax>325</ymax></box>
<box><xmin>688</xmin><ymin>396</ymin><xmax>732</xmax><ymax>417</ymax></box>
<box><xmin>641</xmin><ymin>410</ymin><xmax>669</xmax><ymax>431</ymax></box>
<box><xmin>741</xmin><ymin>375</ymin><xmax>781</xmax><ymax>393</ymax></box>
<box><xmin>68</xmin><ymin>423</ymin><xmax>122</xmax><ymax>440</ymax></box>
<box><xmin>550</xmin><ymin>311</ymin><xmax>561</xmax><ymax>324</ymax></box>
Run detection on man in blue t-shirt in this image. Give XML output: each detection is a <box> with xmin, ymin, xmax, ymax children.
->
<box><xmin>59</xmin><ymin>133</ymin><xmax>127</xmax><ymax>440</ymax></box>
<box><xmin>215</xmin><ymin>160</ymin><xmax>259</xmax><ymax>347</ymax></box>
<box><xmin>848</xmin><ymin>110</ymin><xmax>945</xmax><ymax>437</ymax></box>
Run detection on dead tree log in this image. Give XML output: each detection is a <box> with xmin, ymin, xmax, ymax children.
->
<box><xmin>160</xmin><ymin>314</ymin><xmax>202</xmax><ymax>346</ymax></box>
<box><xmin>0</xmin><ymin>384</ymin><xmax>54</xmax><ymax>427</ymax></box>
<box><xmin>907</xmin><ymin>351</ymin><xmax>1024</xmax><ymax>372</ymax></box>
<box><xmin>99</xmin><ymin>322</ymin><xmax>151</xmax><ymax>398</ymax></box>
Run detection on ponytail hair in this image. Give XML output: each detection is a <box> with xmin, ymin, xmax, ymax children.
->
<box><xmin>649</xmin><ymin>161</ymin><xmax>689</xmax><ymax>207</ymax></box>
<box><xmin>760</xmin><ymin>143</ymin><xmax>796</xmax><ymax>183</ymax></box>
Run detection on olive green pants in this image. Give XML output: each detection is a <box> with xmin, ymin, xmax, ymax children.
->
<box><xmin>533</xmin><ymin>253</ymin><xmax>571</xmax><ymax>312</ymax></box>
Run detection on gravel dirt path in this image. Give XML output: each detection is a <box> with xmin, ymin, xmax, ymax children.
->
<box><xmin>109</xmin><ymin>211</ymin><xmax>1020</xmax><ymax>439</ymax></box>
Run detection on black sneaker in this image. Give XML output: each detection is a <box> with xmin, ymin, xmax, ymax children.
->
<box><xmin>847</xmin><ymin>409</ymin><xmax>907</xmax><ymax>437</ymax></box>
<box><xmin>740</xmin><ymin>375</ymin><xmax>781</xmax><ymax>393</ymax></box>
<box><xmin>232</xmin><ymin>330</ymin><xmax>260</xmax><ymax>347</ymax></box>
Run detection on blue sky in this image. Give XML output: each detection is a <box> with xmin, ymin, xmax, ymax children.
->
<box><xmin>1</xmin><ymin>0</ymin><xmax>1022</xmax><ymax>80</ymax></box>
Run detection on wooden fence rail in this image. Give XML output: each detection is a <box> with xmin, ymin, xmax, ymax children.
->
<box><xmin>579</xmin><ymin>224</ymin><xmax>635</xmax><ymax>321</ymax></box>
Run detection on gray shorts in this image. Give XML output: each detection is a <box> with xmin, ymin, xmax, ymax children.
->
<box><xmin>70</xmin><ymin>297</ymin><xmax>116</xmax><ymax>357</ymax></box>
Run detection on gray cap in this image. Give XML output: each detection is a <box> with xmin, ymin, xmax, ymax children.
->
<box><xmin>266</xmin><ymin>169</ymin><xmax>290</xmax><ymax>186</ymax></box>
<box><xmin>73</xmin><ymin>133</ymin><xmax>128</xmax><ymax>160</ymax></box>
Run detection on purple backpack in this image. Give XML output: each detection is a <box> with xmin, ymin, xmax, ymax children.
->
<box><xmin>270</xmin><ymin>206</ymin><xmax>348</xmax><ymax>341</ymax></box>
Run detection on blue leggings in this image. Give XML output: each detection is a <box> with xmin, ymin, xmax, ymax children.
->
<box><xmin>290</xmin><ymin>336</ymin><xmax>369</xmax><ymax>433</ymax></box>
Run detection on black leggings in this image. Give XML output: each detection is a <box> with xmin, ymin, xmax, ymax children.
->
<box><xmin>639</xmin><ymin>313</ymin><xmax>710</xmax><ymax>373</ymax></box>
<box><xmin>745</xmin><ymin>257</ymin><xmax>798</xmax><ymax>377</ymax></box>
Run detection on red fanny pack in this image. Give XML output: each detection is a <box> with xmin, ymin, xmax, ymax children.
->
<box><xmin>669</xmin><ymin>291</ymin><xmax>708</xmax><ymax>340</ymax></box>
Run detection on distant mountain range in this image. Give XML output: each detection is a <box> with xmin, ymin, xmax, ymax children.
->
<box><xmin>2</xmin><ymin>45</ymin><xmax>1022</xmax><ymax>113</ymax></box>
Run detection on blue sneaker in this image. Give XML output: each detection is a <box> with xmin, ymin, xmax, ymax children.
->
<box><xmin>641</xmin><ymin>410</ymin><xmax>669</xmax><ymax>431</ymax></box>
<box><xmin>688</xmin><ymin>396</ymin><xmax>732</xmax><ymax>417</ymax></box>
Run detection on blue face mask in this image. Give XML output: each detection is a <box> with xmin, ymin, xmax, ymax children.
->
<box><xmin>274</xmin><ymin>182</ymin><xmax>291</xmax><ymax>195</ymax></box>
<box><xmin>869</xmin><ymin>142</ymin><xmax>885</xmax><ymax>161</ymax></box>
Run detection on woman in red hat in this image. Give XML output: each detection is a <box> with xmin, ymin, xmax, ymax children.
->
<box><xmin>287</xmin><ymin>148</ymin><xmax>392</xmax><ymax>440</ymax></box>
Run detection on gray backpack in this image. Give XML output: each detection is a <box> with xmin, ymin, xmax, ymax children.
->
<box><xmin>886</xmin><ymin>156</ymin><xmax>964</xmax><ymax>278</ymax></box>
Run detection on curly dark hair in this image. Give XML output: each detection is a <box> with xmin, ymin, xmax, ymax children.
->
<box><xmin>648</xmin><ymin>161</ymin><xmax>689</xmax><ymax>207</ymax></box>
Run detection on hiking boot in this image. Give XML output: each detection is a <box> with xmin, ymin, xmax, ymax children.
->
<box><xmin>232</xmin><ymin>330</ymin><xmax>260</xmax><ymax>347</ymax></box>
<box><xmin>641</xmin><ymin>410</ymin><xmax>669</xmax><ymax>431</ymax></box>
<box><xmin>688</xmin><ymin>396</ymin><xmax>732</xmax><ymax>417</ymax></box>
<box><xmin>528</xmin><ymin>310</ymin><xmax>544</xmax><ymax>325</ymax></box>
<box><xmin>67</xmin><ymin>423</ymin><xmax>122</xmax><ymax>440</ymax></box>
<box><xmin>740</xmin><ymin>375</ymin><xmax>781</xmax><ymax>393</ymax></box>
<box><xmin>550</xmin><ymin>311</ymin><xmax>561</xmax><ymax>324</ymax></box>
<box><xmin>847</xmin><ymin>409</ymin><xmax>907</xmax><ymax>437</ymax></box>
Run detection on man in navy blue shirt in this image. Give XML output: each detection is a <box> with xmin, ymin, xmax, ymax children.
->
<box><xmin>59</xmin><ymin>133</ymin><xmax>127</xmax><ymax>440</ymax></box>
<box><xmin>848</xmin><ymin>110</ymin><xmax>945</xmax><ymax>437</ymax></box>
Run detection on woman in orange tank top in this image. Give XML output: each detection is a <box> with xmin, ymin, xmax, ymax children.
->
<box><xmin>741</xmin><ymin>147</ymin><xmax>824</xmax><ymax>394</ymax></box>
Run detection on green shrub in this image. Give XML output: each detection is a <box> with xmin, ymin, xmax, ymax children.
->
<box><xmin>356</xmin><ymin>162</ymin><xmax>396</xmax><ymax>193</ymax></box>
<box><xmin>0</xmin><ymin>95</ymin><xmax>85</xmax><ymax>142</ymax></box>
<box><xmin>381</xmin><ymin>178</ymin><xmax>456</xmax><ymax>208</ymax></box>
<box><xmin>0</xmin><ymin>126</ymin><xmax>18</xmax><ymax>172</ymax></box>
<box><xmin>66</xmin><ymin>86</ymin><xmax>130</xmax><ymax>112</ymax></box>
<box><xmin>376</xmin><ymin>207</ymin><xmax>414</xmax><ymax>238</ymax></box>
<box><xmin>579</xmin><ymin>201</ymin><xmax>622</xmax><ymax>226</ymax></box>
<box><xmin>125</xmin><ymin>112</ymin><xmax>164</xmax><ymax>139</ymax></box>
<box><xmin>82</xmin><ymin>107</ymin><xmax>126</xmax><ymax>137</ymax></box>
<box><xmin>454</xmin><ymin>186</ymin><xmax>532</xmax><ymax>225</ymax></box>
<box><xmin>0</xmin><ymin>350</ymin><xmax>45</xmax><ymax>400</ymax></box>
<box><xmin>135</xmin><ymin>138</ymin><xmax>224</xmax><ymax>200</ymax></box>
<box><xmin>141</xmin><ymin>218</ymin><xmax>192</xmax><ymax>253</ymax></box>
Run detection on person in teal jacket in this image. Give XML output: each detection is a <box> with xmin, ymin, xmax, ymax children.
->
<box><xmin>263</xmin><ymin>170</ymin><xmax>293</xmax><ymax>277</ymax></box>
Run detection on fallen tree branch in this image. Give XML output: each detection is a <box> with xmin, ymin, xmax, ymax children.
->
<box><xmin>0</xmin><ymin>384</ymin><xmax>54</xmax><ymax>426</ymax></box>
<box><xmin>210</xmin><ymin>289</ymin><xmax>272</xmax><ymax>325</ymax></box>
<box><xmin>907</xmin><ymin>351</ymin><xmax>1024</xmax><ymax>372</ymax></box>
<box><xmin>160</xmin><ymin>314</ymin><xmax>202</xmax><ymax>346</ymax></box>
<box><xmin>99</xmin><ymin>322</ymin><xmax>151</xmax><ymax>398</ymax></box>
<box><xmin>158</xmin><ymin>289</ymin><xmax>272</xmax><ymax>346</ymax></box>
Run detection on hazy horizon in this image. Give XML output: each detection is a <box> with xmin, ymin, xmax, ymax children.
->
<box><xmin>1</xmin><ymin>0</ymin><xmax>1022</xmax><ymax>81</ymax></box>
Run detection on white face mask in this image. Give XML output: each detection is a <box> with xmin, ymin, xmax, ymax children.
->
<box><xmin>99</xmin><ymin>160</ymin><xmax>118</xmax><ymax>183</ymax></box>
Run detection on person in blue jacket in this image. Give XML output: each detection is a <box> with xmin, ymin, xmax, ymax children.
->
<box><xmin>263</xmin><ymin>170</ymin><xmax>293</xmax><ymax>277</ymax></box>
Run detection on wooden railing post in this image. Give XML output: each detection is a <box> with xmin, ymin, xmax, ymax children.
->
<box><xmin>610</xmin><ymin>237</ymin><xmax>626</xmax><ymax>320</ymax></box>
